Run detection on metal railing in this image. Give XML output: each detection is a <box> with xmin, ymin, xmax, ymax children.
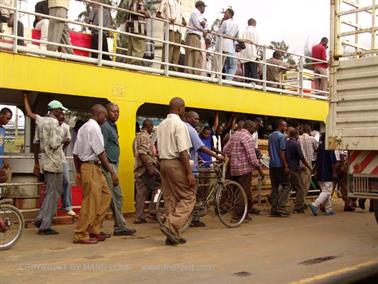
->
<box><xmin>0</xmin><ymin>0</ymin><xmax>329</xmax><ymax>99</ymax></box>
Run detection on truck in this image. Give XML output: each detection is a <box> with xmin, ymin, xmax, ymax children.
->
<box><xmin>327</xmin><ymin>0</ymin><xmax>378</xmax><ymax>222</ymax></box>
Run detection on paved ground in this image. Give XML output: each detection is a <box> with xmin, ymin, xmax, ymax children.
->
<box><xmin>1</xmin><ymin>200</ymin><xmax>378</xmax><ymax>284</ymax></box>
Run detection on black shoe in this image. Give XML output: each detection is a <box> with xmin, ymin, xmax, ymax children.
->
<box><xmin>160</xmin><ymin>224</ymin><xmax>180</xmax><ymax>244</ymax></box>
<box><xmin>165</xmin><ymin>237</ymin><xmax>187</xmax><ymax>246</ymax></box>
<box><xmin>270</xmin><ymin>211</ymin><xmax>287</xmax><ymax>217</ymax></box>
<box><xmin>134</xmin><ymin>218</ymin><xmax>147</xmax><ymax>224</ymax></box>
<box><xmin>113</xmin><ymin>228</ymin><xmax>136</xmax><ymax>236</ymax></box>
<box><xmin>38</xmin><ymin>228</ymin><xmax>59</xmax><ymax>235</ymax></box>
<box><xmin>358</xmin><ymin>199</ymin><xmax>366</xmax><ymax>210</ymax></box>
<box><xmin>248</xmin><ymin>208</ymin><xmax>261</xmax><ymax>215</ymax></box>
<box><xmin>277</xmin><ymin>209</ymin><xmax>291</xmax><ymax>216</ymax></box>
<box><xmin>34</xmin><ymin>219</ymin><xmax>41</xmax><ymax>228</ymax></box>
<box><xmin>190</xmin><ymin>220</ymin><xmax>206</xmax><ymax>227</ymax></box>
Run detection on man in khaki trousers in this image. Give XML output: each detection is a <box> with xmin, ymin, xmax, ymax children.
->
<box><xmin>157</xmin><ymin>97</ymin><xmax>195</xmax><ymax>246</ymax></box>
<box><xmin>73</xmin><ymin>104</ymin><xmax>119</xmax><ymax>244</ymax></box>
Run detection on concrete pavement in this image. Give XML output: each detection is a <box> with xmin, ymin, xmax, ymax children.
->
<box><xmin>1</xmin><ymin>200</ymin><xmax>377</xmax><ymax>284</ymax></box>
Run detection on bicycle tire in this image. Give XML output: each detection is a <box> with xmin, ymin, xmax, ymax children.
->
<box><xmin>215</xmin><ymin>180</ymin><xmax>248</xmax><ymax>228</ymax></box>
<box><xmin>0</xmin><ymin>204</ymin><xmax>24</xmax><ymax>251</ymax></box>
<box><xmin>155</xmin><ymin>191</ymin><xmax>192</xmax><ymax>233</ymax></box>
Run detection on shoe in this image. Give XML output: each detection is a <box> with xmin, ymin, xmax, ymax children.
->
<box><xmin>277</xmin><ymin>209</ymin><xmax>290</xmax><ymax>216</ymax></box>
<box><xmin>249</xmin><ymin>208</ymin><xmax>261</xmax><ymax>215</ymax></box>
<box><xmin>66</xmin><ymin>210</ymin><xmax>77</xmax><ymax>217</ymax></box>
<box><xmin>293</xmin><ymin>209</ymin><xmax>305</xmax><ymax>214</ymax></box>
<box><xmin>165</xmin><ymin>237</ymin><xmax>187</xmax><ymax>246</ymax></box>
<box><xmin>190</xmin><ymin>220</ymin><xmax>206</xmax><ymax>227</ymax></box>
<box><xmin>113</xmin><ymin>228</ymin><xmax>136</xmax><ymax>236</ymax></box>
<box><xmin>309</xmin><ymin>204</ymin><xmax>318</xmax><ymax>216</ymax></box>
<box><xmin>325</xmin><ymin>211</ymin><xmax>336</xmax><ymax>216</ymax></box>
<box><xmin>73</xmin><ymin>238</ymin><xmax>98</xmax><ymax>245</ymax></box>
<box><xmin>159</xmin><ymin>224</ymin><xmax>180</xmax><ymax>244</ymax></box>
<box><xmin>38</xmin><ymin>228</ymin><xmax>59</xmax><ymax>235</ymax></box>
<box><xmin>89</xmin><ymin>233</ymin><xmax>106</xmax><ymax>241</ymax></box>
<box><xmin>34</xmin><ymin>219</ymin><xmax>41</xmax><ymax>228</ymax></box>
<box><xmin>270</xmin><ymin>211</ymin><xmax>284</xmax><ymax>217</ymax></box>
<box><xmin>134</xmin><ymin>218</ymin><xmax>147</xmax><ymax>224</ymax></box>
<box><xmin>344</xmin><ymin>206</ymin><xmax>355</xmax><ymax>212</ymax></box>
<box><xmin>100</xmin><ymin>232</ymin><xmax>111</xmax><ymax>238</ymax></box>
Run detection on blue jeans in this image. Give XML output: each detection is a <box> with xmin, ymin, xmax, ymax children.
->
<box><xmin>224</xmin><ymin>53</ymin><xmax>237</xmax><ymax>80</ymax></box>
<box><xmin>61</xmin><ymin>161</ymin><xmax>72</xmax><ymax>211</ymax></box>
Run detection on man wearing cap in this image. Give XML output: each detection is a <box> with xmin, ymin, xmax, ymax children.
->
<box><xmin>184</xmin><ymin>1</ymin><xmax>207</xmax><ymax>75</ymax></box>
<box><xmin>24</xmin><ymin>94</ymin><xmax>68</xmax><ymax>235</ymax></box>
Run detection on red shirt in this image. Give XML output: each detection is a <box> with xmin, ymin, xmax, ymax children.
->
<box><xmin>223</xmin><ymin>129</ymin><xmax>260</xmax><ymax>177</ymax></box>
<box><xmin>312</xmin><ymin>44</ymin><xmax>328</xmax><ymax>69</ymax></box>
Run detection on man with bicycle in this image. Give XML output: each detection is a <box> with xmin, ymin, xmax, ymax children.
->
<box><xmin>185</xmin><ymin>111</ymin><xmax>223</xmax><ymax>227</ymax></box>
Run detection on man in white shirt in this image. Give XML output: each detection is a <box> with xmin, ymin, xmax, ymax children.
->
<box><xmin>214</xmin><ymin>8</ymin><xmax>239</xmax><ymax>80</ymax></box>
<box><xmin>72</xmin><ymin>104</ymin><xmax>118</xmax><ymax>244</ymax></box>
<box><xmin>240</xmin><ymin>18</ymin><xmax>259</xmax><ymax>82</ymax></box>
<box><xmin>157</xmin><ymin>0</ymin><xmax>186</xmax><ymax>71</ymax></box>
<box><xmin>184</xmin><ymin>1</ymin><xmax>206</xmax><ymax>75</ymax></box>
<box><xmin>47</xmin><ymin>0</ymin><xmax>73</xmax><ymax>53</ymax></box>
<box><xmin>157</xmin><ymin>97</ymin><xmax>194</xmax><ymax>246</ymax></box>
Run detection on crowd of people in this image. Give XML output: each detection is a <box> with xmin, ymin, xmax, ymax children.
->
<box><xmin>0</xmin><ymin>94</ymin><xmax>370</xmax><ymax>246</ymax></box>
<box><xmin>0</xmin><ymin>0</ymin><xmax>328</xmax><ymax>91</ymax></box>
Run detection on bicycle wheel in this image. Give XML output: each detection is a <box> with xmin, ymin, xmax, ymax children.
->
<box><xmin>0</xmin><ymin>204</ymin><xmax>24</xmax><ymax>251</ymax></box>
<box><xmin>215</xmin><ymin>180</ymin><xmax>248</xmax><ymax>228</ymax></box>
<box><xmin>155</xmin><ymin>191</ymin><xmax>192</xmax><ymax>233</ymax></box>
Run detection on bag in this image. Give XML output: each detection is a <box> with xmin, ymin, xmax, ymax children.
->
<box><xmin>236</xmin><ymin>41</ymin><xmax>246</xmax><ymax>50</ymax></box>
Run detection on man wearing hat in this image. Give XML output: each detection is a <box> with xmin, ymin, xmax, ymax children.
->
<box><xmin>24</xmin><ymin>94</ymin><xmax>68</xmax><ymax>235</ymax></box>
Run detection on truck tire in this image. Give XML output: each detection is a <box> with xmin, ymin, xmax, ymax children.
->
<box><xmin>373</xmin><ymin>200</ymin><xmax>378</xmax><ymax>224</ymax></box>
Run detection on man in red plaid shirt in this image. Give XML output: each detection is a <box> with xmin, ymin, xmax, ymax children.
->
<box><xmin>223</xmin><ymin>120</ymin><xmax>264</xmax><ymax>221</ymax></box>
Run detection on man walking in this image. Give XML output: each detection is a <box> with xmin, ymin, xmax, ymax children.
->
<box><xmin>73</xmin><ymin>104</ymin><xmax>118</xmax><ymax>244</ymax></box>
<box><xmin>157</xmin><ymin>0</ymin><xmax>186</xmax><ymax>71</ymax></box>
<box><xmin>240</xmin><ymin>18</ymin><xmax>259</xmax><ymax>82</ymax></box>
<box><xmin>47</xmin><ymin>0</ymin><xmax>73</xmax><ymax>53</ymax></box>
<box><xmin>312</xmin><ymin>37</ymin><xmax>329</xmax><ymax>92</ymax></box>
<box><xmin>134</xmin><ymin>119</ymin><xmax>160</xmax><ymax>224</ymax></box>
<box><xmin>268</xmin><ymin>119</ymin><xmax>291</xmax><ymax>217</ymax></box>
<box><xmin>24</xmin><ymin>94</ymin><xmax>66</xmax><ymax>235</ymax></box>
<box><xmin>285</xmin><ymin>127</ymin><xmax>312</xmax><ymax>213</ymax></box>
<box><xmin>101</xmin><ymin>103</ymin><xmax>136</xmax><ymax>236</ymax></box>
<box><xmin>309</xmin><ymin>134</ymin><xmax>338</xmax><ymax>216</ymax></box>
<box><xmin>184</xmin><ymin>1</ymin><xmax>207</xmax><ymax>75</ymax></box>
<box><xmin>223</xmin><ymin>120</ymin><xmax>264</xmax><ymax>221</ymax></box>
<box><xmin>0</xmin><ymin>108</ymin><xmax>12</xmax><ymax>180</ymax></box>
<box><xmin>157</xmin><ymin>97</ymin><xmax>194</xmax><ymax>245</ymax></box>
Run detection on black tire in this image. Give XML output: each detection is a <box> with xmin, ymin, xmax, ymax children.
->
<box><xmin>373</xmin><ymin>199</ymin><xmax>378</xmax><ymax>224</ymax></box>
<box><xmin>215</xmin><ymin>180</ymin><xmax>248</xmax><ymax>228</ymax></box>
<box><xmin>0</xmin><ymin>204</ymin><xmax>24</xmax><ymax>251</ymax></box>
<box><xmin>155</xmin><ymin>191</ymin><xmax>192</xmax><ymax>233</ymax></box>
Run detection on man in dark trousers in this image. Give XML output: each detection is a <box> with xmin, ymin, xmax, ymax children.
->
<box><xmin>285</xmin><ymin>127</ymin><xmax>312</xmax><ymax>213</ymax></box>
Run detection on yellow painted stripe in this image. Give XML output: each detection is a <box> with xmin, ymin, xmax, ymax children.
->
<box><xmin>290</xmin><ymin>260</ymin><xmax>378</xmax><ymax>284</ymax></box>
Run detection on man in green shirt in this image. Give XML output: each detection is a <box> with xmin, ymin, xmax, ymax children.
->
<box><xmin>101</xmin><ymin>103</ymin><xmax>136</xmax><ymax>236</ymax></box>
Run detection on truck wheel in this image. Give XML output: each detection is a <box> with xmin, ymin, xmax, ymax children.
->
<box><xmin>373</xmin><ymin>200</ymin><xmax>378</xmax><ymax>224</ymax></box>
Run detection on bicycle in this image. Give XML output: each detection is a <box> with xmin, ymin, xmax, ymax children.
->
<box><xmin>0</xmin><ymin>187</ymin><xmax>24</xmax><ymax>251</ymax></box>
<box><xmin>156</xmin><ymin>158</ymin><xmax>248</xmax><ymax>232</ymax></box>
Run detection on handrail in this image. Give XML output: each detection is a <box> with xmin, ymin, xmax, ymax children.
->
<box><xmin>0</xmin><ymin>2</ymin><xmax>330</xmax><ymax>99</ymax></box>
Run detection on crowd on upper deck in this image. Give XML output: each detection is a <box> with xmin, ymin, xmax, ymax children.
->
<box><xmin>0</xmin><ymin>0</ymin><xmax>329</xmax><ymax>92</ymax></box>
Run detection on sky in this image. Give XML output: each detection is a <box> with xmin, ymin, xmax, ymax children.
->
<box><xmin>20</xmin><ymin>0</ymin><xmax>330</xmax><ymax>55</ymax></box>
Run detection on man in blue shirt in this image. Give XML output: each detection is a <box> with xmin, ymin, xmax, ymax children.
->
<box><xmin>185</xmin><ymin>111</ymin><xmax>223</xmax><ymax>227</ymax></box>
<box><xmin>285</xmin><ymin>127</ymin><xmax>312</xmax><ymax>213</ymax></box>
<box><xmin>268</xmin><ymin>119</ymin><xmax>291</xmax><ymax>217</ymax></box>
